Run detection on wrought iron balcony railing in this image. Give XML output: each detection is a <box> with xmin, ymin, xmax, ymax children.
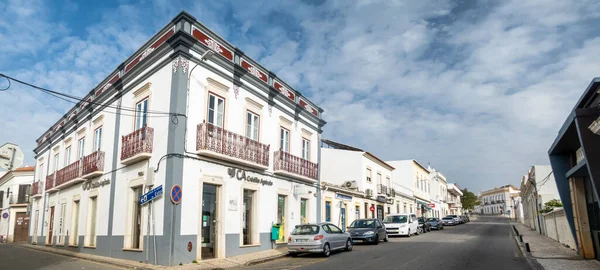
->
<box><xmin>121</xmin><ymin>126</ymin><xmax>154</xmax><ymax>164</ymax></box>
<box><xmin>273</xmin><ymin>151</ymin><xmax>318</xmax><ymax>181</ymax></box>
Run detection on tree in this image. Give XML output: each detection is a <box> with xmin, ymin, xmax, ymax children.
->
<box><xmin>460</xmin><ymin>188</ymin><xmax>479</xmax><ymax>210</ymax></box>
<box><xmin>539</xmin><ymin>199</ymin><xmax>563</xmax><ymax>214</ymax></box>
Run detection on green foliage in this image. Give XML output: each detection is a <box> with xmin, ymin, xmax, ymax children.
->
<box><xmin>538</xmin><ymin>199</ymin><xmax>563</xmax><ymax>214</ymax></box>
<box><xmin>460</xmin><ymin>189</ymin><xmax>479</xmax><ymax>210</ymax></box>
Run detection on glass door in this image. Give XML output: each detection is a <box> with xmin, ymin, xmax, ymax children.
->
<box><xmin>202</xmin><ymin>184</ymin><xmax>218</xmax><ymax>259</ymax></box>
<box><xmin>377</xmin><ymin>205</ymin><xmax>384</xmax><ymax>220</ymax></box>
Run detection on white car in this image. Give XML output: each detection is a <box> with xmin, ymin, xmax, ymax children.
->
<box><xmin>383</xmin><ymin>213</ymin><xmax>419</xmax><ymax>237</ymax></box>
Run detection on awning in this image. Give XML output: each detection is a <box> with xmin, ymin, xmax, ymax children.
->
<box><xmin>416</xmin><ymin>200</ymin><xmax>432</xmax><ymax>210</ymax></box>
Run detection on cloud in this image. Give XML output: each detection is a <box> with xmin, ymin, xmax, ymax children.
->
<box><xmin>2</xmin><ymin>0</ymin><xmax>600</xmax><ymax>194</ymax></box>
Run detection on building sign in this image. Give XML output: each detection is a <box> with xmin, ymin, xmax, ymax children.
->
<box><xmin>428</xmin><ymin>203</ymin><xmax>436</xmax><ymax>208</ymax></box>
<box><xmin>82</xmin><ymin>178</ymin><xmax>110</xmax><ymax>191</ymax></box>
<box><xmin>227</xmin><ymin>167</ymin><xmax>273</xmax><ymax>186</ymax></box>
<box><xmin>335</xmin><ymin>193</ymin><xmax>352</xmax><ymax>201</ymax></box>
<box><xmin>376</xmin><ymin>196</ymin><xmax>387</xmax><ymax>203</ymax></box>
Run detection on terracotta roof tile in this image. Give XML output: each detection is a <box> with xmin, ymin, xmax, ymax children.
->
<box><xmin>13</xmin><ymin>166</ymin><xmax>35</xmax><ymax>172</ymax></box>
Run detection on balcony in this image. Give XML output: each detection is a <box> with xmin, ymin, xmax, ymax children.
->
<box><xmin>54</xmin><ymin>160</ymin><xmax>85</xmax><ymax>190</ymax></box>
<box><xmin>8</xmin><ymin>195</ymin><xmax>29</xmax><ymax>206</ymax></box>
<box><xmin>121</xmin><ymin>127</ymin><xmax>154</xmax><ymax>165</ymax></box>
<box><xmin>81</xmin><ymin>151</ymin><xmax>105</xmax><ymax>179</ymax></box>
<box><xmin>273</xmin><ymin>151</ymin><xmax>318</xmax><ymax>182</ymax></box>
<box><xmin>390</xmin><ymin>188</ymin><xmax>396</xmax><ymax>197</ymax></box>
<box><xmin>378</xmin><ymin>184</ymin><xmax>388</xmax><ymax>196</ymax></box>
<box><xmin>45</xmin><ymin>173</ymin><xmax>57</xmax><ymax>193</ymax></box>
<box><xmin>484</xmin><ymin>201</ymin><xmax>490</xmax><ymax>205</ymax></box>
<box><xmin>196</xmin><ymin>122</ymin><xmax>270</xmax><ymax>170</ymax></box>
<box><xmin>32</xmin><ymin>181</ymin><xmax>43</xmax><ymax>198</ymax></box>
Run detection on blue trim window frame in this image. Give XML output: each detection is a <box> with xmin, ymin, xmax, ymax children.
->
<box><xmin>325</xmin><ymin>201</ymin><xmax>331</xmax><ymax>222</ymax></box>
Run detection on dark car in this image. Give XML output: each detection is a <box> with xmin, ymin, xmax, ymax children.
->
<box><xmin>346</xmin><ymin>219</ymin><xmax>388</xmax><ymax>244</ymax></box>
<box><xmin>426</xmin><ymin>218</ymin><xmax>444</xmax><ymax>230</ymax></box>
<box><xmin>417</xmin><ymin>217</ymin><xmax>431</xmax><ymax>233</ymax></box>
<box><xmin>463</xmin><ymin>215</ymin><xmax>470</xmax><ymax>222</ymax></box>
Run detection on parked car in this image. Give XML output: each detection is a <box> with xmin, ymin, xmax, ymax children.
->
<box><xmin>464</xmin><ymin>215</ymin><xmax>470</xmax><ymax>222</ymax></box>
<box><xmin>441</xmin><ymin>216</ymin><xmax>457</xmax><ymax>226</ymax></box>
<box><xmin>288</xmin><ymin>223</ymin><xmax>352</xmax><ymax>257</ymax></box>
<box><xmin>460</xmin><ymin>215</ymin><xmax>469</xmax><ymax>223</ymax></box>
<box><xmin>426</xmin><ymin>218</ymin><xmax>444</xmax><ymax>230</ymax></box>
<box><xmin>446</xmin><ymin>215</ymin><xmax>461</xmax><ymax>224</ymax></box>
<box><xmin>383</xmin><ymin>213</ymin><xmax>419</xmax><ymax>237</ymax></box>
<box><xmin>417</xmin><ymin>217</ymin><xmax>431</xmax><ymax>233</ymax></box>
<box><xmin>346</xmin><ymin>218</ymin><xmax>388</xmax><ymax>244</ymax></box>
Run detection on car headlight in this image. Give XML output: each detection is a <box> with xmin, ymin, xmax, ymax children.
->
<box><xmin>363</xmin><ymin>231</ymin><xmax>375</xmax><ymax>236</ymax></box>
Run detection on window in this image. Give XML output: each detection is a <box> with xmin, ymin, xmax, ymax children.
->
<box><xmin>300</xmin><ymin>198</ymin><xmax>307</xmax><ymax>224</ymax></box>
<box><xmin>302</xmin><ymin>138</ymin><xmax>310</xmax><ymax>160</ymax></box>
<box><xmin>131</xmin><ymin>186</ymin><xmax>143</xmax><ymax>249</ymax></box>
<box><xmin>396</xmin><ymin>203</ymin><xmax>400</xmax><ymax>213</ymax></box>
<box><xmin>64</xmin><ymin>146</ymin><xmax>71</xmax><ymax>165</ymax></box>
<box><xmin>0</xmin><ymin>191</ymin><xmax>4</xmax><ymax>208</ymax></box>
<box><xmin>377</xmin><ymin>173</ymin><xmax>382</xmax><ymax>185</ymax></box>
<box><xmin>279</xmin><ymin>127</ymin><xmax>290</xmax><ymax>152</ymax></box>
<box><xmin>386</xmin><ymin>177</ymin><xmax>391</xmax><ymax>188</ymax></box>
<box><xmin>53</xmin><ymin>153</ymin><xmax>60</xmax><ymax>172</ymax></box>
<box><xmin>243</xmin><ymin>189</ymin><xmax>255</xmax><ymax>245</ymax></box>
<box><xmin>208</xmin><ymin>93</ymin><xmax>225</xmax><ymax>127</ymax></box>
<box><xmin>77</xmin><ymin>138</ymin><xmax>85</xmax><ymax>159</ymax></box>
<box><xmin>38</xmin><ymin>163</ymin><xmax>44</xmax><ymax>181</ymax></box>
<box><xmin>17</xmin><ymin>185</ymin><xmax>29</xmax><ymax>204</ymax></box>
<box><xmin>136</xmin><ymin>98</ymin><xmax>148</xmax><ymax>130</ymax></box>
<box><xmin>246</xmin><ymin>111</ymin><xmax>259</xmax><ymax>141</ymax></box>
<box><xmin>93</xmin><ymin>127</ymin><xmax>102</xmax><ymax>152</ymax></box>
<box><xmin>86</xmin><ymin>196</ymin><xmax>97</xmax><ymax>247</ymax></box>
<box><xmin>355</xmin><ymin>205</ymin><xmax>360</xmax><ymax>220</ymax></box>
<box><xmin>364</xmin><ymin>202</ymin><xmax>368</xmax><ymax>218</ymax></box>
<box><xmin>366</xmin><ymin>168</ymin><xmax>372</xmax><ymax>183</ymax></box>
<box><xmin>325</xmin><ymin>201</ymin><xmax>331</xmax><ymax>222</ymax></box>
<box><xmin>327</xmin><ymin>224</ymin><xmax>342</xmax><ymax>234</ymax></box>
<box><xmin>70</xmin><ymin>200</ymin><xmax>80</xmax><ymax>246</ymax></box>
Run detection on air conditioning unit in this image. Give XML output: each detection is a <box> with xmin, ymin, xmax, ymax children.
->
<box><xmin>365</xmin><ymin>189</ymin><xmax>373</xmax><ymax>197</ymax></box>
<box><xmin>589</xmin><ymin>119</ymin><xmax>600</xmax><ymax>135</ymax></box>
<box><xmin>343</xmin><ymin>181</ymin><xmax>358</xmax><ymax>189</ymax></box>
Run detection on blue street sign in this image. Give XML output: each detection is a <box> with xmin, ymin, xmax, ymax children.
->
<box><xmin>140</xmin><ymin>185</ymin><xmax>163</xmax><ymax>205</ymax></box>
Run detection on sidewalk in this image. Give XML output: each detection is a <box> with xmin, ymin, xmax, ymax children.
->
<box><xmin>511</xmin><ymin>222</ymin><xmax>600</xmax><ymax>270</ymax></box>
<box><xmin>15</xmin><ymin>243</ymin><xmax>288</xmax><ymax>269</ymax></box>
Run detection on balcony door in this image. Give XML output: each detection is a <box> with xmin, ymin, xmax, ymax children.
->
<box><xmin>136</xmin><ymin>98</ymin><xmax>148</xmax><ymax>130</ymax></box>
<box><xmin>208</xmin><ymin>93</ymin><xmax>225</xmax><ymax>128</ymax></box>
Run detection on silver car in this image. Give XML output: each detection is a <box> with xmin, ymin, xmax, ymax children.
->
<box><xmin>287</xmin><ymin>222</ymin><xmax>353</xmax><ymax>257</ymax></box>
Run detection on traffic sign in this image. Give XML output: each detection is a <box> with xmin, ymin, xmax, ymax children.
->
<box><xmin>171</xmin><ymin>184</ymin><xmax>182</xmax><ymax>205</ymax></box>
<box><xmin>369</xmin><ymin>205</ymin><xmax>375</xmax><ymax>212</ymax></box>
<box><xmin>140</xmin><ymin>185</ymin><xmax>163</xmax><ymax>205</ymax></box>
<box><xmin>2</xmin><ymin>213</ymin><xmax>8</xmax><ymax>219</ymax></box>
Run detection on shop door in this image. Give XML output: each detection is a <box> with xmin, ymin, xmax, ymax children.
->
<box><xmin>201</xmin><ymin>184</ymin><xmax>218</xmax><ymax>260</ymax></box>
<box><xmin>48</xmin><ymin>207</ymin><xmax>54</xmax><ymax>244</ymax></box>
<box><xmin>584</xmin><ymin>178</ymin><xmax>600</xmax><ymax>260</ymax></box>
<box><xmin>13</xmin><ymin>213</ymin><xmax>29</xmax><ymax>242</ymax></box>
<box><xmin>376</xmin><ymin>205</ymin><xmax>384</xmax><ymax>220</ymax></box>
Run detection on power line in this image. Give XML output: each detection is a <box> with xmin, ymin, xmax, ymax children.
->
<box><xmin>0</xmin><ymin>73</ymin><xmax>182</xmax><ymax>117</ymax></box>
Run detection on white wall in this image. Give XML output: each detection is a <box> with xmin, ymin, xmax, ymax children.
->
<box><xmin>542</xmin><ymin>208</ymin><xmax>576</xmax><ymax>250</ymax></box>
<box><xmin>321</xmin><ymin>149</ymin><xmax>363</xmax><ymax>188</ymax></box>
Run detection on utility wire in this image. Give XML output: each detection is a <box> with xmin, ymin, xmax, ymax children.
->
<box><xmin>0</xmin><ymin>73</ymin><xmax>182</xmax><ymax>116</ymax></box>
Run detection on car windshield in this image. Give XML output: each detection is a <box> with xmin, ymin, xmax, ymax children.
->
<box><xmin>349</xmin><ymin>219</ymin><xmax>376</xmax><ymax>228</ymax></box>
<box><xmin>427</xmin><ymin>218</ymin><xmax>438</xmax><ymax>222</ymax></box>
<box><xmin>291</xmin><ymin>225</ymin><xmax>319</xmax><ymax>235</ymax></box>
<box><xmin>383</xmin><ymin>215</ymin><xmax>408</xmax><ymax>223</ymax></box>
<box><xmin>442</xmin><ymin>217</ymin><xmax>453</xmax><ymax>220</ymax></box>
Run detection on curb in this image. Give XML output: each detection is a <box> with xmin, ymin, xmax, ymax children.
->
<box><xmin>509</xmin><ymin>223</ymin><xmax>544</xmax><ymax>270</ymax></box>
<box><xmin>15</xmin><ymin>244</ymin><xmax>157</xmax><ymax>270</ymax></box>
<box><xmin>245</xmin><ymin>253</ymin><xmax>288</xmax><ymax>266</ymax></box>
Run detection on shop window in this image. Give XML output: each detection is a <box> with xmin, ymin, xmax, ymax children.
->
<box><xmin>243</xmin><ymin>189</ymin><xmax>256</xmax><ymax>245</ymax></box>
<box><xmin>300</xmin><ymin>198</ymin><xmax>308</xmax><ymax>224</ymax></box>
<box><xmin>276</xmin><ymin>195</ymin><xmax>287</xmax><ymax>243</ymax></box>
<box><xmin>355</xmin><ymin>205</ymin><xmax>360</xmax><ymax>220</ymax></box>
<box><xmin>86</xmin><ymin>196</ymin><xmax>97</xmax><ymax>247</ymax></box>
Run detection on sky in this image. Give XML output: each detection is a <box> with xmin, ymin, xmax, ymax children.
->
<box><xmin>2</xmin><ymin>0</ymin><xmax>600</xmax><ymax>193</ymax></box>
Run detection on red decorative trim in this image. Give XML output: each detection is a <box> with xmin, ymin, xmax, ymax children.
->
<box><xmin>68</xmin><ymin>110</ymin><xmax>78</xmax><ymax>121</ymax></box>
<box><xmin>95</xmin><ymin>73</ymin><xmax>120</xmax><ymax>97</ymax></box>
<box><xmin>191</xmin><ymin>26</ymin><xmax>233</xmax><ymax>61</ymax></box>
<box><xmin>125</xmin><ymin>26</ymin><xmax>175</xmax><ymax>74</ymax></box>
<box><xmin>241</xmin><ymin>59</ymin><xmax>268</xmax><ymax>83</ymax></box>
<box><xmin>80</xmin><ymin>98</ymin><xmax>92</xmax><ymax>110</ymax></box>
<box><xmin>299</xmin><ymin>98</ymin><xmax>318</xmax><ymax>117</ymax></box>
<box><xmin>273</xmin><ymin>81</ymin><xmax>295</xmax><ymax>101</ymax></box>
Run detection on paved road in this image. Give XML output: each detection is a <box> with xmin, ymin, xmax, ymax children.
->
<box><xmin>240</xmin><ymin>216</ymin><xmax>529</xmax><ymax>270</ymax></box>
<box><xmin>0</xmin><ymin>244</ymin><xmax>125</xmax><ymax>270</ymax></box>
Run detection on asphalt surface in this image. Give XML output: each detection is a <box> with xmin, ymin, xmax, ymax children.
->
<box><xmin>0</xmin><ymin>244</ymin><xmax>125</xmax><ymax>270</ymax></box>
<box><xmin>241</xmin><ymin>216</ymin><xmax>529</xmax><ymax>270</ymax></box>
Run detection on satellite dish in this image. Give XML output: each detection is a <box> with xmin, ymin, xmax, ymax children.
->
<box><xmin>0</xmin><ymin>143</ymin><xmax>24</xmax><ymax>170</ymax></box>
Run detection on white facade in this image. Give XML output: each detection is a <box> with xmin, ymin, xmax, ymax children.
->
<box><xmin>428</xmin><ymin>168</ymin><xmax>449</xmax><ymax>218</ymax></box>
<box><xmin>447</xmin><ymin>183</ymin><xmax>463</xmax><ymax>215</ymax></box>
<box><xmin>0</xmin><ymin>167</ymin><xmax>34</xmax><ymax>242</ymax></box>
<box><xmin>520</xmin><ymin>165</ymin><xmax>559</xmax><ymax>234</ymax></box>
<box><xmin>387</xmin><ymin>160</ymin><xmax>432</xmax><ymax>217</ymax></box>
<box><xmin>29</xmin><ymin>12</ymin><xmax>324</xmax><ymax>266</ymax></box>
<box><xmin>480</xmin><ymin>185</ymin><xmax>520</xmax><ymax>216</ymax></box>
<box><xmin>321</xmin><ymin>147</ymin><xmax>395</xmax><ymax>221</ymax></box>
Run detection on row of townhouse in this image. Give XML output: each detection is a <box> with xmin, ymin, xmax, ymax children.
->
<box><xmin>18</xmin><ymin>11</ymin><xmax>466</xmax><ymax>267</ymax></box>
<box><xmin>476</xmin><ymin>184</ymin><xmax>522</xmax><ymax>218</ymax></box>
<box><xmin>317</xmin><ymin>140</ymin><xmax>464</xmax><ymax>231</ymax></box>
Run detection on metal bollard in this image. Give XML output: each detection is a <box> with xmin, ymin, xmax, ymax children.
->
<box><xmin>525</xmin><ymin>243</ymin><xmax>531</xmax><ymax>252</ymax></box>
<box><xmin>519</xmin><ymin>235</ymin><xmax>523</xmax><ymax>242</ymax></box>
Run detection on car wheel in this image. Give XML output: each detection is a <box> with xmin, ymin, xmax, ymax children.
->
<box><xmin>384</xmin><ymin>233</ymin><xmax>389</xmax><ymax>242</ymax></box>
<box><xmin>346</xmin><ymin>239</ymin><xmax>353</xmax><ymax>251</ymax></box>
<box><xmin>416</xmin><ymin>228</ymin><xmax>420</xmax><ymax>235</ymax></box>
<box><xmin>323</xmin><ymin>243</ymin><xmax>331</xmax><ymax>257</ymax></box>
<box><xmin>374</xmin><ymin>234</ymin><xmax>379</xmax><ymax>245</ymax></box>
<box><xmin>289</xmin><ymin>252</ymin><xmax>298</xmax><ymax>257</ymax></box>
